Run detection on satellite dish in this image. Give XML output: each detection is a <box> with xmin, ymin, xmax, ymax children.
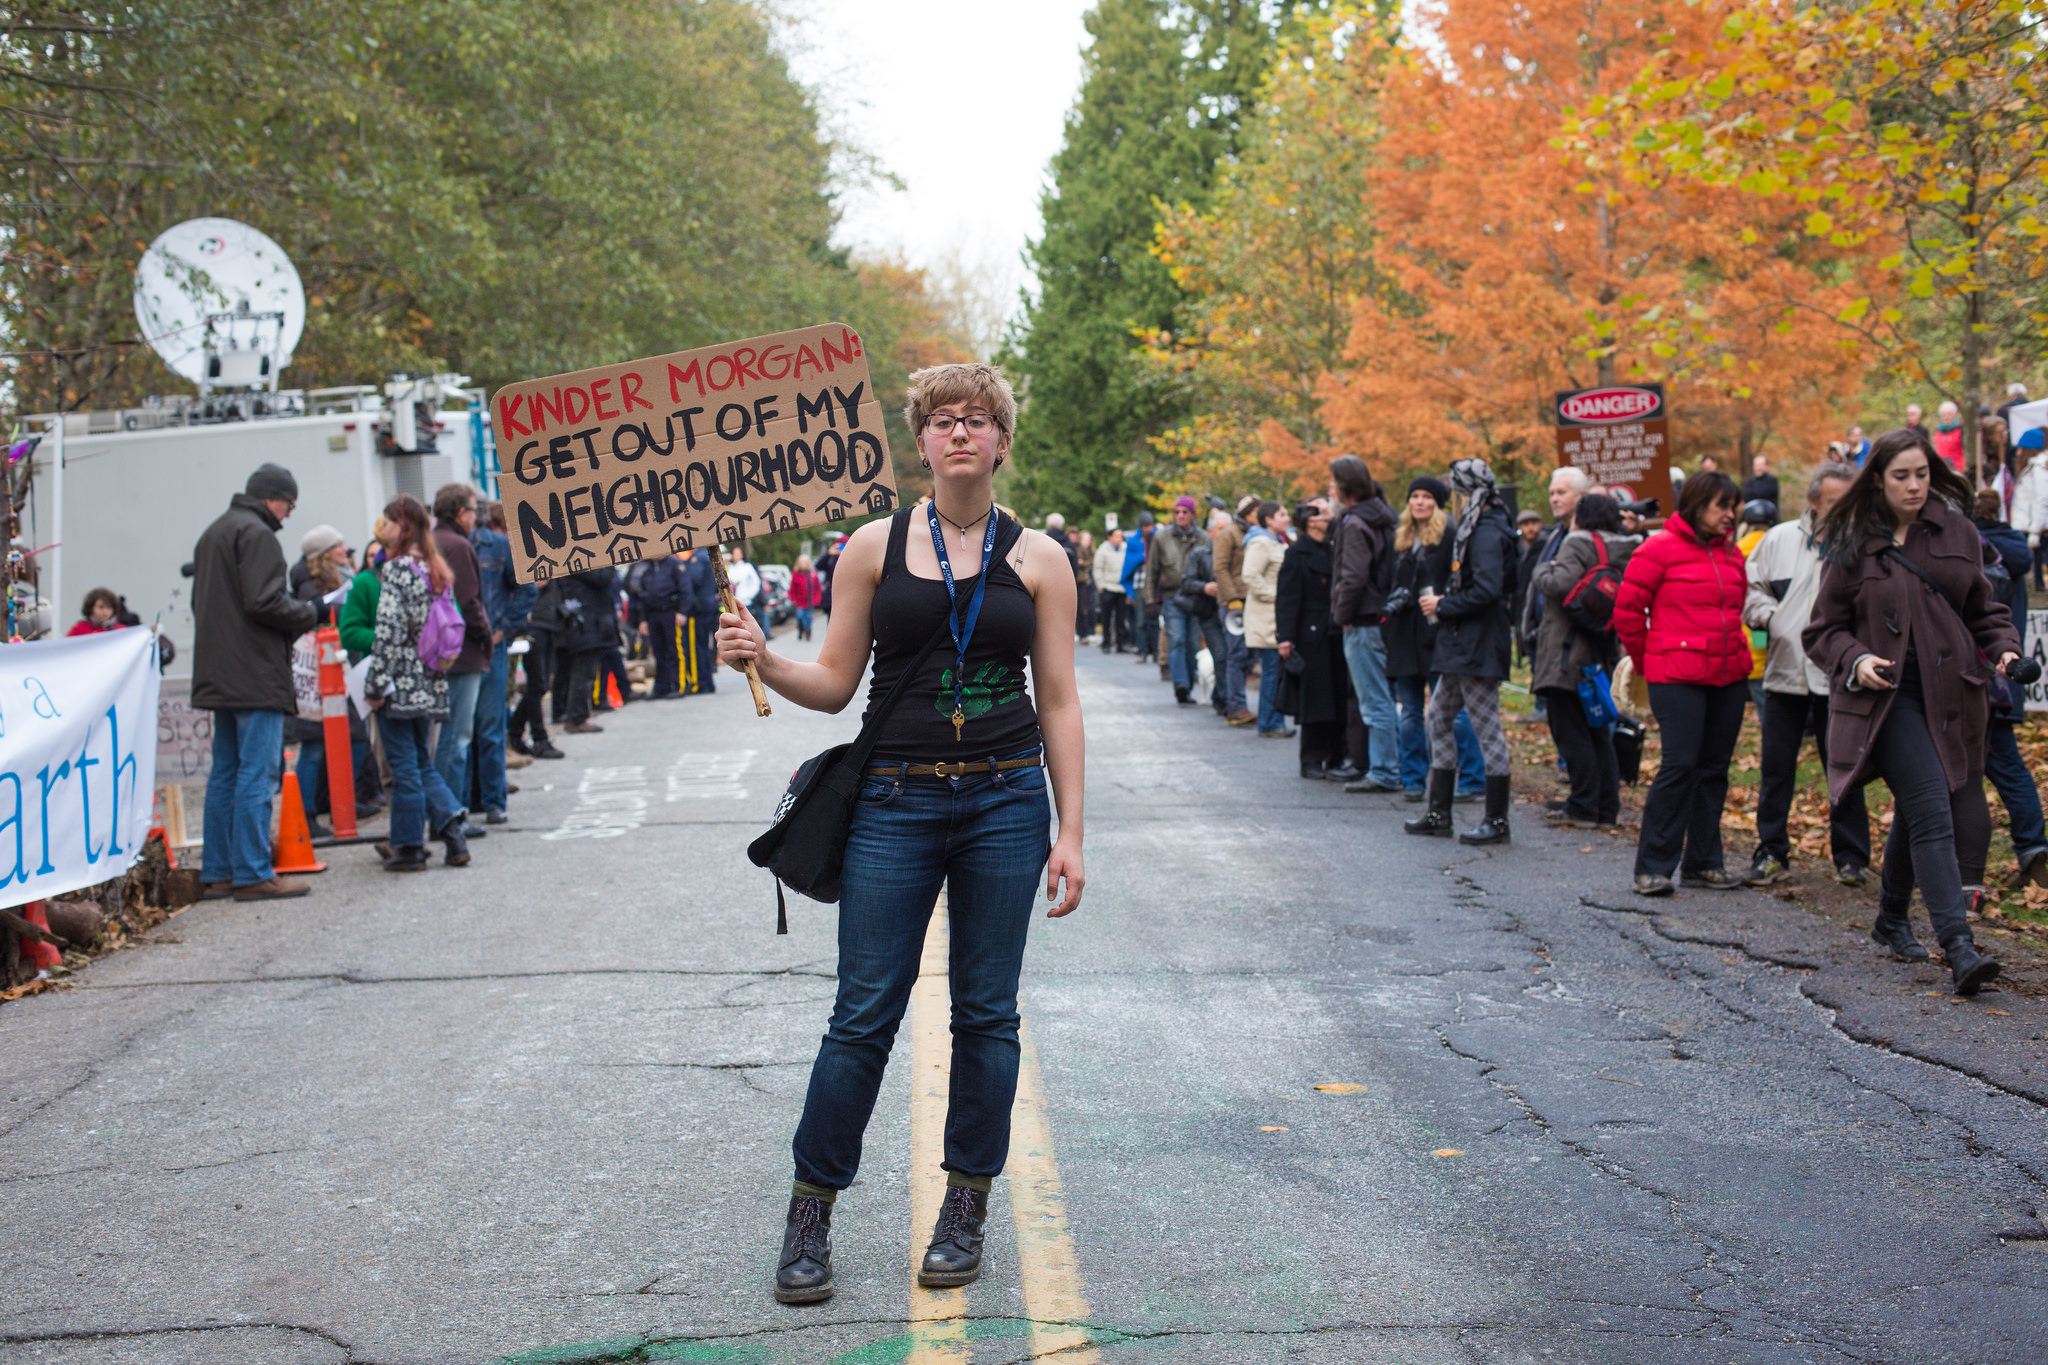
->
<box><xmin>132</xmin><ymin>218</ymin><xmax>305</xmax><ymax>392</ymax></box>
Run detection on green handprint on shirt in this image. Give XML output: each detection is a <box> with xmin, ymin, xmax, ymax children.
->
<box><xmin>935</xmin><ymin>663</ymin><xmax>1025</xmax><ymax>720</ymax></box>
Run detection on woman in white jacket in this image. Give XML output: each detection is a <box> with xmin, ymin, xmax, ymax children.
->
<box><xmin>2011</xmin><ymin>428</ymin><xmax>2048</xmax><ymax>589</ymax></box>
<box><xmin>1242</xmin><ymin>501</ymin><xmax>1292</xmax><ymax>736</ymax></box>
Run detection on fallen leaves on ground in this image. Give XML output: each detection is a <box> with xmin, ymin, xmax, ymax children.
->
<box><xmin>1313</xmin><ymin>1083</ymin><xmax>1367</xmax><ymax>1094</ymax></box>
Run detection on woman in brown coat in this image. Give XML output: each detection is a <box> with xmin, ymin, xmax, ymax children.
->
<box><xmin>1804</xmin><ymin>428</ymin><xmax>2024</xmax><ymax>994</ymax></box>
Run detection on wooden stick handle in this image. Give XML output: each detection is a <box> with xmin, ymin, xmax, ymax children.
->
<box><xmin>711</xmin><ymin>550</ymin><xmax>771</xmax><ymax>717</ymax></box>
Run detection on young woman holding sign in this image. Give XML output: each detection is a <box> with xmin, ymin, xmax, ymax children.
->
<box><xmin>716</xmin><ymin>362</ymin><xmax>1085</xmax><ymax>1305</ymax></box>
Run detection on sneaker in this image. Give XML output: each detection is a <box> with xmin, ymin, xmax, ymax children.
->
<box><xmin>565</xmin><ymin>722</ymin><xmax>604</xmax><ymax>734</ymax></box>
<box><xmin>1323</xmin><ymin>763</ymin><xmax>1364</xmax><ymax>783</ymax></box>
<box><xmin>1344</xmin><ymin>776</ymin><xmax>1403</xmax><ymax>794</ymax></box>
<box><xmin>531</xmin><ymin>742</ymin><xmax>567</xmax><ymax>760</ymax></box>
<box><xmin>485</xmin><ymin>810</ymin><xmax>510</xmax><ymax>825</ymax></box>
<box><xmin>1633</xmin><ymin>873</ymin><xmax>1675</xmax><ymax>897</ymax></box>
<box><xmin>1225</xmin><ymin>708</ymin><xmax>1256</xmax><ymax>727</ymax></box>
<box><xmin>1453</xmin><ymin>787</ymin><xmax>1483</xmax><ymax>804</ymax></box>
<box><xmin>232</xmin><ymin>878</ymin><xmax>311</xmax><ymax>901</ymax></box>
<box><xmin>1403</xmin><ymin>787</ymin><xmax>1425</xmax><ymax>802</ymax></box>
<box><xmin>1685</xmin><ymin>868</ymin><xmax>1746</xmax><ymax>891</ymax></box>
<box><xmin>1745</xmin><ymin>854</ymin><xmax>1790</xmax><ymax>887</ymax></box>
<box><xmin>1835</xmin><ymin>861</ymin><xmax>1869</xmax><ymax>888</ymax></box>
<box><xmin>505</xmin><ymin>751</ymin><xmax>534</xmax><ymax>770</ymax></box>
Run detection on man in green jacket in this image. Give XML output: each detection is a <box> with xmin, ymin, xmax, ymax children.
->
<box><xmin>191</xmin><ymin>464</ymin><xmax>318</xmax><ymax>901</ymax></box>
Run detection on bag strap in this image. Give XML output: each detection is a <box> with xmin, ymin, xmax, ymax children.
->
<box><xmin>1589</xmin><ymin>533</ymin><xmax>1610</xmax><ymax>569</ymax></box>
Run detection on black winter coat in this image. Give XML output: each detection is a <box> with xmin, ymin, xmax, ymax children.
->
<box><xmin>1384</xmin><ymin>536</ymin><xmax>1453</xmax><ymax>679</ymax></box>
<box><xmin>1174</xmin><ymin>543</ymin><xmax>1220</xmax><ymax>619</ymax></box>
<box><xmin>558</xmin><ymin>568</ymin><xmax>620</xmax><ymax>654</ymax></box>
<box><xmin>190</xmin><ymin>494</ymin><xmax>318</xmax><ymax>713</ymax></box>
<box><xmin>1276</xmin><ymin>533</ymin><xmax>1346</xmax><ymax>724</ymax></box>
<box><xmin>1430</xmin><ymin>505</ymin><xmax>1516</xmax><ymax>680</ymax></box>
<box><xmin>1331</xmin><ymin>495</ymin><xmax>1397</xmax><ymax>626</ymax></box>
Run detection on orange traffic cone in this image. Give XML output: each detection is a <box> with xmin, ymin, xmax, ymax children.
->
<box><xmin>606</xmin><ymin>674</ymin><xmax>625</xmax><ymax>709</ymax></box>
<box><xmin>272</xmin><ymin>773</ymin><xmax>329</xmax><ymax>874</ymax></box>
<box><xmin>19</xmin><ymin>900</ymin><xmax>62</xmax><ymax>971</ymax></box>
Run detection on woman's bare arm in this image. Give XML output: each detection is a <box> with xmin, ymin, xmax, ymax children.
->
<box><xmin>717</xmin><ymin>520</ymin><xmax>887</xmax><ymax>714</ymax></box>
<box><xmin>1020</xmin><ymin>529</ymin><xmax>1085</xmax><ymax>916</ymax></box>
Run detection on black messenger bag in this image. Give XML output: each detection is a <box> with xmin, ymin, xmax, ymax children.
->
<box><xmin>748</xmin><ymin>622</ymin><xmax>950</xmax><ymax>932</ymax></box>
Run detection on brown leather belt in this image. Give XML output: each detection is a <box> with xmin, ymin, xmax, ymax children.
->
<box><xmin>865</xmin><ymin>755</ymin><xmax>1044</xmax><ymax>778</ymax></box>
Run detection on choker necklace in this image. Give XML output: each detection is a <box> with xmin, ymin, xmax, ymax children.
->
<box><xmin>935</xmin><ymin>502</ymin><xmax>994</xmax><ymax>547</ymax></box>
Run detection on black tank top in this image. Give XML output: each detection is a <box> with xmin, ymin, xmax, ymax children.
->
<box><xmin>864</xmin><ymin>507</ymin><xmax>1042</xmax><ymax>762</ymax></box>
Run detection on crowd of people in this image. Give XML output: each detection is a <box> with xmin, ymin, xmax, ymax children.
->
<box><xmin>133</xmin><ymin>463</ymin><xmax>820</xmax><ymax>899</ymax></box>
<box><xmin>1086</xmin><ymin>418</ymin><xmax>2045</xmax><ymax>998</ymax></box>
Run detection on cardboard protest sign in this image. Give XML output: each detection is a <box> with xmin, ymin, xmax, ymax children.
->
<box><xmin>1554</xmin><ymin>383</ymin><xmax>1673</xmax><ymax>516</ymax></box>
<box><xmin>491</xmin><ymin>322</ymin><xmax>898</xmax><ymax>583</ymax></box>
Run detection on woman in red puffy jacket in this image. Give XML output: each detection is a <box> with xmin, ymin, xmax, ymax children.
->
<box><xmin>1614</xmin><ymin>471</ymin><xmax>1752</xmax><ymax>896</ymax></box>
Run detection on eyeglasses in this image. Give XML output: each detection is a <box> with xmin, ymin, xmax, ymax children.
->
<box><xmin>924</xmin><ymin>412</ymin><xmax>999</xmax><ymax>436</ymax></box>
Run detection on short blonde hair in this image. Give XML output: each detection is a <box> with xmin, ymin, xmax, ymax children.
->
<box><xmin>905</xmin><ymin>363</ymin><xmax>1017</xmax><ymax>436</ymax></box>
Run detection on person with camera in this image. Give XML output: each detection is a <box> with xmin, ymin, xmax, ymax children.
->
<box><xmin>1386</xmin><ymin>476</ymin><xmax>1485</xmax><ymax>802</ymax></box>
<box><xmin>1615</xmin><ymin>470</ymin><xmax>1752</xmax><ymax>896</ymax></box>
<box><xmin>1527</xmin><ymin>492</ymin><xmax>1637</xmax><ymax>828</ymax></box>
<box><xmin>1404</xmin><ymin>459</ymin><xmax>1517</xmax><ymax>843</ymax></box>
<box><xmin>1804</xmin><ymin>429</ymin><xmax>2027</xmax><ymax>994</ymax></box>
<box><xmin>1742</xmin><ymin>462</ymin><xmax>1870</xmax><ymax>888</ymax></box>
<box><xmin>716</xmin><ymin>362</ymin><xmax>1084</xmax><ymax>1306</ymax></box>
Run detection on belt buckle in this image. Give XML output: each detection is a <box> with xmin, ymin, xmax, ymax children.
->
<box><xmin>932</xmin><ymin>760</ymin><xmax>967</xmax><ymax>779</ymax></box>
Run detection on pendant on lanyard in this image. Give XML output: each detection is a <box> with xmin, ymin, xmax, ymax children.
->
<box><xmin>927</xmin><ymin>502</ymin><xmax>999</xmax><ymax>741</ymax></box>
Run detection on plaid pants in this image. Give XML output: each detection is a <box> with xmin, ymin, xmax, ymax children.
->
<box><xmin>1427</xmin><ymin>674</ymin><xmax>1510</xmax><ymax>777</ymax></box>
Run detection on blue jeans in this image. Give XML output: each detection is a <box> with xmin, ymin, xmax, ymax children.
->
<box><xmin>473</xmin><ymin>642</ymin><xmax>510</xmax><ymax>815</ymax></box>
<box><xmin>202</xmin><ymin>708</ymin><xmax>284</xmax><ymax>887</ymax></box>
<box><xmin>383</xmin><ymin>714</ymin><xmax>462</xmax><ymax>850</ymax></box>
<box><xmin>791</xmin><ymin>754</ymin><xmax>1052</xmax><ymax>1190</ymax></box>
<box><xmin>1222</xmin><ymin>630</ymin><xmax>1250</xmax><ymax>713</ymax></box>
<box><xmin>434</xmin><ymin>670</ymin><xmax>484</xmax><ymax>798</ymax></box>
<box><xmin>1392</xmin><ymin>675</ymin><xmax>1485</xmax><ymax>793</ymax></box>
<box><xmin>1255</xmin><ymin>647</ymin><xmax>1285</xmax><ymax>733</ymax></box>
<box><xmin>294</xmin><ymin>723</ymin><xmax>374</xmax><ymax>819</ymax></box>
<box><xmin>1987</xmin><ymin>720</ymin><xmax>2048</xmax><ymax>864</ymax></box>
<box><xmin>1162</xmin><ymin>601</ymin><xmax>1201</xmax><ymax>692</ymax></box>
<box><xmin>1340</xmin><ymin>625</ymin><xmax>1401</xmax><ymax>786</ymax></box>
<box><xmin>796</xmin><ymin>607</ymin><xmax>814</xmax><ymax>634</ymax></box>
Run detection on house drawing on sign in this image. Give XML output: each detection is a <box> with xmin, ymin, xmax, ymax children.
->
<box><xmin>662</xmin><ymin>523</ymin><xmax>696</xmax><ymax>554</ymax></box>
<box><xmin>708</xmin><ymin>510</ymin><xmax>753</xmax><ymax>543</ymax></box>
<box><xmin>762</xmin><ymin>498</ymin><xmax>806</xmax><ymax>533</ymax></box>
<box><xmin>604</xmin><ymin>532</ymin><xmax>647</xmax><ymax>566</ymax></box>
<box><xmin>528</xmin><ymin>554</ymin><xmax>559</xmax><ymax>581</ymax></box>
<box><xmin>815</xmin><ymin>495</ymin><xmax>852</xmax><ymax>522</ymax></box>
<box><xmin>563</xmin><ymin>546</ymin><xmax>596</xmax><ymax>573</ymax></box>
<box><xmin>861</xmin><ymin>484</ymin><xmax>896</xmax><ymax>514</ymax></box>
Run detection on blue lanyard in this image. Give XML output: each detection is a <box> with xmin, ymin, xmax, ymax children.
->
<box><xmin>927</xmin><ymin>502</ymin><xmax>999</xmax><ymax>740</ymax></box>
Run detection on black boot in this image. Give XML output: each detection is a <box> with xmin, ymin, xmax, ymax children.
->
<box><xmin>382</xmin><ymin>845</ymin><xmax>429</xmax><ymax>873</ymax></box>
<box><xmin>437</xmin><ymin>814</ymin><xmax>471</xmax><ymax>867</ymax></box>
<box><xmin>1404</xmin><ymin>769</ymin><xmax>1455</xmax><ymax>837</ymax></box>
<box><xmin>1174</xmin><ymin>685</ymin><xmax>1194</xmax><ymax>705</ymax></box>
<box><xmin>1946</xmin><ymin>939</ymin><xmax>2002</xmax><ymax>996</ymax></box>
<box><xmin>1459</xmin><ymin>775</ymin><xmax>1512</xmax><ymax>845</ymax></box>
<box><xmin>918</xmin><ymin>1185</ymin><xmax>989</xmax><ymax>1287</ymax></box>
<box><xmin>1870</xmin><ymin>907</ymin><xmax>1929</xmax><ymax>962</ymax></box>
<box><xmin>774</xmin><ymin>1194</ymin><xmax>834</xmax><ymax>1304</ymax></box>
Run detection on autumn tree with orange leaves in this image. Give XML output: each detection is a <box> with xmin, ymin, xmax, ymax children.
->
<box><xmin>1310</xmin><ymin>0</ymin><xmax>1884</xmax><ymax>494</ymax></box>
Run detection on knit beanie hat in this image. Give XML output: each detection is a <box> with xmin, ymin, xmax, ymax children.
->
<box><xmin>1406</xmin><ymin>475</ymin><xmax>1451</xmax><ymax>507</ymax></box>
<box><xmin>245</xmin><ymin>463</ymin><xmax>298</xmax><ymax>502</ymax></box>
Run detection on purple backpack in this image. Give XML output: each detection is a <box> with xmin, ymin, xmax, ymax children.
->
<box><xmin>409</xmin><ymin>562</ymin><xmax>466</xmax><ymax>672</ymax></box>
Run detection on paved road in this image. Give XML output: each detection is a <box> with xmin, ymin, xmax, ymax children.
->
<box><xmin>2</xmin><ymin>644</ymin><xmax>2045</xmax><ymax>1364</ymax></box>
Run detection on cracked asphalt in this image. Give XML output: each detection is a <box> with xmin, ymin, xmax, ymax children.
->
<box><xmin>2</xmin><ymin>643</ymin><xmax>2045</xmax><ymax>1364</ymax></box>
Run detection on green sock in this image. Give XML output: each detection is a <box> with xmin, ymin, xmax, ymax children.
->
<box><xmin>792</xmin><ymin>1180</ymin><xmax>838</xmax><ymax>1204</ymax></box>
<box><xmin>945</xmin><ymin>1172</ymin><xmax>993</xmax><ymax>1194</ymax></box>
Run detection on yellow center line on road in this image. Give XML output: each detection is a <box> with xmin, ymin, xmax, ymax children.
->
<box><xmin>904</xmin><ymin>887</ymin><xmax>1100</xmax><ymax>1364</ymax></box>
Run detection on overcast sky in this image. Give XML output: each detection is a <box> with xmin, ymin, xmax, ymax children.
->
<box><xmin>783</xmin><ymin>1</ymin><xmax>1097</xmax><ymax>340</ymax></box>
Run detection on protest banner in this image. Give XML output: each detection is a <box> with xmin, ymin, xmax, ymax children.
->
<box><xmin>490</xmin><ymin>322</ymin><xmax>899</xmax><ymax>584</ymax></box>
<box><xmin>0</xmin><ymin>627</ymin><xmax>160</xmax><ymax>910</ymax></box>
<box><xmin>2026</xmin><ymin>610</ymin><xmax>2048</xmax><ymax>713</ymax></box>
<box><xmin>1555</xmin><ymin>383</ymin><xmax>1674</xmax><ymax>515</ymax></box>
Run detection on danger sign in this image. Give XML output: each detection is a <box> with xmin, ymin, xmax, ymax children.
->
<box><xmin>1554</xmin><ymin>382</ymin><xmax>1673</xmax><ymax>516</ymax></box>
<box><xmin>491</xmin><ymin>322</ymin><xmax>899</xmax><ymax>583</ymax></box>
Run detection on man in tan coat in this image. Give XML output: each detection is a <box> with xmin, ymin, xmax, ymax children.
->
<box><xmin>1210</xmin><ymin>494</ymin><xmax>1258</xmax><ymax>725</ymax></box>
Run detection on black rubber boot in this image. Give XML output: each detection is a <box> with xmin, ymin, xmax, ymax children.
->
<box><xmin>1870</xmin><ymin>905</ymin><xmax>1929</xmax><ymax>962</ymax></box>
<box><xmin>774</xmin><ymin>1194</ymin><xmax>834</xmax><ymax>1304</ymax></box>
<box><xmin>918</xmin><ymin>1185</ymin><xmax>989</xmax><ymax>1287</ymax></box>
<box><xmin>437</xmin><ymin>814</ymin><xmax>471</xmax><ymax>867</ymax></box>
<box><xmin>1459</xmin><ymin>775</ymin><xmax>1512</xmax><ymax>845</ymax></box>
<box><xmin>1945</xmin><ymin>939</ymin><xmax>2002</xmax><ymax>996</ymax></box>
<box><xmin>1404</xmin><ymin>769</ymin><xmax>1455</xmax><ymax>837</ymax></box>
